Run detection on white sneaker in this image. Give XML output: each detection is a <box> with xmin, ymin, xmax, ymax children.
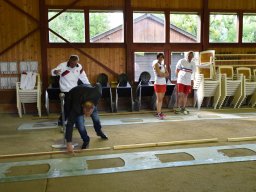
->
<box><xmin>174</xmin><ymin>107</ymin><xmax>182</xmax><ymax>114</ymax></box>
<box><xmin>182</xmin><ymin>108</ymin><xmax>189</xmax><ymax>115</ymax></box>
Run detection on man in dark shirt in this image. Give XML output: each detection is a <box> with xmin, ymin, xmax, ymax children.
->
<box><xmin>65</xmin><ymin>83</ymin><xmax>107</xmax><ymax>153</ymax></box>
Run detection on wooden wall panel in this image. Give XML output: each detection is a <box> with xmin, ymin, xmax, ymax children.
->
<box><xmin>132</xmin><ymin>0</ymin><xmax>202</xmax><ymax>10</ymax></box>
<box><xmin>0</xmin><ymin>0</ymin><xmax>41</xmax><ymax>112</ymax></box>
<box><xmin>8</xmin><ymin>0</ymin><xmax>39</xmax><ymax>19</ymax></box>
<box><xmin>209</xmin><ymin>0</ymin><xmax>256</xmax><ymax>10</ymax></box>
<box><xmin>47</xmin><ymin>48</ymin><xmax>125</xmax><ymax>83</ymax></box>
<box><xmin>210</xmin><ymin>47</ymin><xmax>256</xmax><ymax>54</ymax></box>
<box><xmin>46</xmin><ymin>0</ymin><xmax>124</xmax><ymax>8</ymax></box>
<box><xmin>0</xmin><ymin>1</ymin><xmax>38</xmax><ymax>53</ymax></box>
<box><xmin>0</xmin><ymin>0</ymin><xmax>40</xmax><ymax>59</ymax></box>
<box><xmin>0</xmin><ymin>31</ymin><xmax>41</xmax><ymax>65</ymax></box>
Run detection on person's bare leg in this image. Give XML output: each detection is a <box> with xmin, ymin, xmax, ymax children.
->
<box><xmin>156</xmin><ymin>92</ymin><xmax>164</xmax><ymax>114</ymax></box>
<box><xmin>183</xmin><ymin>94</ymin><xmax>188</xmax><ymax>108</ymax></box>
<box><xmin>178</xmin><ymin>92</ymin><xmax>184</xmax><ymax>108</ymax></box>
<box><xmin>156</xmin><ymin>92</ymin><xmax>160</xmax><ymax>114</ymax></box>
<box><xmin>160</xmin><ymin>93</ymin><xmax>165</xmax><ymax>112</ymax></box>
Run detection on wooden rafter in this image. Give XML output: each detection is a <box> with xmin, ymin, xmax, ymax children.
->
<box><xmin>46</xmin><ymin>0</ymin><xmax>118</xmax><ymax>76</ymax></box>
<box><xmin>1</xmin><ymin>0</ymin><xmax>40</xmax><ymax>56</ymax></box>
<box><xmin>0</xmin><ymin>27</ymin><xmax>40</xmax><ymax>56</ymax></box>
<box><xmin>49</xmin><ymin>28</ymin><xmax>118</xmax><ymax>76</ymax></box>
<box><xmin>2</xmin><ymin>0</ymin><xmax>118</xmax><ymax>81</ymax></box>
<box><xmin>3</xmin><ymin>0</ymin><xmax>39</xmax><ymax>23</ymax></box>
<box><xmin>48</xmin><ymin>0</ymin><xmax>81</xmax><ymax>22</ymax></box>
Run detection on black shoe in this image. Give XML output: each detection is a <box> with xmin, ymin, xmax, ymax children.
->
<box><xmin>81</xmin><ymin>141</ymin><xmax>90</xmax><ymax>149</ymax></box>
<box><xmin>97</xmin><ymin>131</ymin><xmax>108</xmax><ymax>140</ymax></box>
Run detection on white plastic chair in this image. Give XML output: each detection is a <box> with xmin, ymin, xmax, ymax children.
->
<box><xmin>194</xmin><ymin>50</ymin><xmax>221</xmax><ymax>109</ymax></box>
<box><xmin>197</xmin><ymin>50</ymin><xmax>216</xmax><ymax>79</ymax></box>
<box><xmin>218</xmin><ymin>66</ymin><xmax>234</xmax><ymax>80</ymax></box>
<box><xmin>16</xmin><ymin>73</ymin><xmax>41</xmax><ymax>117</ymax></box>
<box><xmin>253</xmin><ymin>69</ymin><xmax>256</xmax><ymax>81</ymax></box>
<box><xmin>236</xmin><ymin>67</ymin><xmax>252</xmax><ymax>81</ymax></box>
<box><xmin>236</xmin><ymin>68</ymin><xmax>256</xmax><ymax>108</ymax></box>
<box><xmin>194</xmin><ymin>74</ymin><xmax>221</xmax><ymax>110</ymax></box>
<box><xmin>217</xmin><ymin>67</ymin><xmax>243</xmax><ymax>109</ymax></box>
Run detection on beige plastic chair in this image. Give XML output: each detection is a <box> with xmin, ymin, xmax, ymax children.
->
<box><xmin>194</xmin><ymin>50</ymin><xmax>221</xmax><ymax>109</ymax></box>
<box><xmin>218</xmin><ymin>66</ymin><xmax>234</xmax><ymax>80</ymax></box>
<box><xmin>16</xmin><ymin>73</ymin><xmax>41</xmax><ymax>117</ymax></box>
<box><xmin>217</xmin><ymin>71</ymin><xmax>243</xmax><ymax>109</ymax></box>
<box><xmin>194</xmin><ymin>74</ymin><xmax>221</xmax><ymax>110</ymax></box>
<box><xmin>236</xmin><ymin>67</ymin><xmax>252</xmax><ymax>81</ymax></box>
<box><xmin>197</xmin><ymin>50</ymin><xmax>216</xmax><ymax>79</ymax></box>
<box><xmin>236</xmin><ymin>68</ymin><xmax>256</xmax><ymax>108</ymax></box>
<box><xmin>253</xmin><ymin>69</ymin><xmax>256</xmax><ymax>81</ymax></box>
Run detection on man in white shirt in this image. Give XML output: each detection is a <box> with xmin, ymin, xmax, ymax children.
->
<box><xmin>51</xmin><ymin>55</ymin><xmax>90</xmax><ymax>92</ymax></box>
<box><xmin>51</xmin><ymin>55</ymin><xmax>108</xmax><ymax>140</ymax></box>
<box><xmin>52</xmin><ymin>55</ymin><xmax>90</xmax><ymax>125</ymax></box>
<box><xmin>175</xmin><ymin>51</ymin><xmax>196</xmax><ymax>114</ymax></box>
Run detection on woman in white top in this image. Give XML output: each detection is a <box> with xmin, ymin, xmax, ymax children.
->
<box><xmin>152</xmin><ymin>53</ymin><xmax>169</xmax><ymax>120</ymax></box>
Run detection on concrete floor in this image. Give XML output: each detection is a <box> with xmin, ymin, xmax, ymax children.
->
<box><xmin>0</xmin><ymin>108</ymin><xmax>256</xmax><ymax>192</ymax></box>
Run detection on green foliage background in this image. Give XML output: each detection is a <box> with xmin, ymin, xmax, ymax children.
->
<box><xmin>48</xmin><ymin>12</ymin><xmax>256</xmax><ymax>43</ymax></box>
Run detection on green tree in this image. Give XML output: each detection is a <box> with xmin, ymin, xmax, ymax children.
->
<box><xmin>49</xmin><ymin>11</ymin><xmax>85</xmax><ymax>43</ymax></box>
<box><xmin>242</xmin><ymin>15</ymin><xmax>256</xmax><ymax>42</ymax></box>
<box><xmin>209</xmin><ymin>14</ymin><xmax>237</xmax><ymax>42</ymax></box>
<box><xmin>48</xmin><ymin>11</ymin><xmax>111</xmax><ymax>43</ymax></box>
<box><xmin>89</xmin><ymin>13</ymin><xmax>110</xmax><ymax>38</ymax></box>
<box><xmin>170</xmin><ymin>14</ymin><xmax>198</xmax><ymax>36</ymax></box>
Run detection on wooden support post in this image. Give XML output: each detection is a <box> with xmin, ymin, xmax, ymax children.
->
<box><xmin>39</xmin><ymin>0</ymin><xmax>48</xmax><ymax>91</ymax></box>
<box><xmin>202</xmin><ymin>0</ymin><xmax>209</xmax><ymax>50</ymax></box>
<box><xmin>124</xmin><ymin>0</ymin><xmax>133</xmax><ymax>80</ymax></box>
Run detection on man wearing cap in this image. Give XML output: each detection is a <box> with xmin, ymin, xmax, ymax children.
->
<box><xmin>65</xmin><ymin>83</ymin><xmax>105</xmax><ymax>152</ymax></box>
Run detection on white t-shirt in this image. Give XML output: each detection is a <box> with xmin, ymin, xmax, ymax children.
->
<box><xmin>152</xmin><ymin>60</ymin><xmax>166</xmax><ymax>85</ymax></box>
<box><xmin>176</xmin><ymin>58</ymin><xmax>196</xmax><ymax>86</ymax></box>
<box><xmin>51</xmin><ymin>61</ymin><xmax>90</xmax><ymax>92</ymax></box>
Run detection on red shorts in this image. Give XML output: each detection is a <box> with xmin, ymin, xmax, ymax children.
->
<box><xmin>154</xmin><ymin>84</ymin><xmax>166</xmax><ymax>93</ymax></box>
<box><xmin>177</xmin><ymin>83</ymin><xmax>191</xmax><ymax>95</ymax></box>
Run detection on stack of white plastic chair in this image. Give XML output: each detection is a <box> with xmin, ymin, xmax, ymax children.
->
<box><xmin>236</xmin><ymin>67</ymin><xmax>256</xmax><ymax>108</ymax></box>
<box><xmin>217</xmin><ymin>66</ymin><xmax>243</xmax><ymax>109</ymax></box>
<box><xmin>194</xmin><ymin>50</ymin><xmax>221</xmax><ymax>110</ymax></box>
<box><xmin>16</xmin><ymin>72</ymin><xmax>41</xmax><ymax>117</ymax></box>
<box><xmin>253</xmin><ymin>69</ymin><xmax>256</xmax><ymax>82</ymax></box>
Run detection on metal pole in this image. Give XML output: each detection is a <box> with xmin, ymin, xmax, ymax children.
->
<box><xmin>60</xmin><ymin>93</ymin><xmax>65</xmax><ymax>134</ymax></box>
